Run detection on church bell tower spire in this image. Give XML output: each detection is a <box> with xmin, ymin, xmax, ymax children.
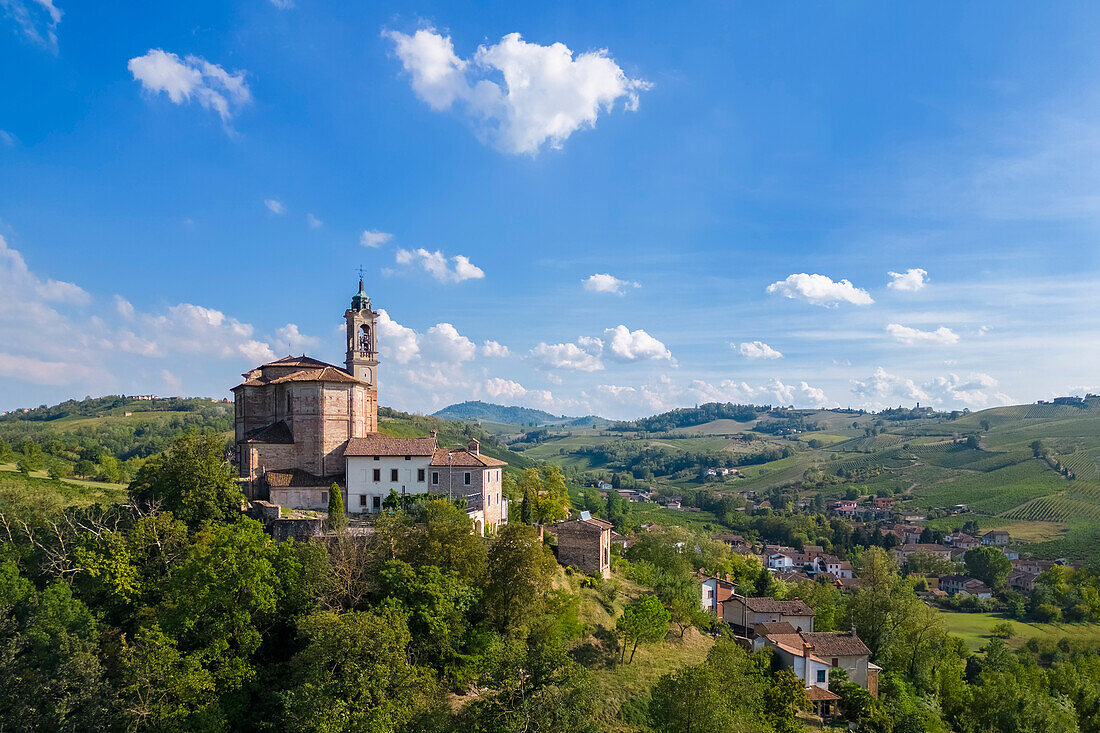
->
<box><xmin>345</xmin><ymin>273</ymin><xmax>379</xmax><ymax>387</ymax></box>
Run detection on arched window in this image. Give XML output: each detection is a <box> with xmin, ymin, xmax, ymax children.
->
<box><xmin>358</xmin><ymin>324</ymin><xmax>371</xmax><ymax>352</ymax></box>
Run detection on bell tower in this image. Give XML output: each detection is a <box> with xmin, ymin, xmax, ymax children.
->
<box><xmin>345</xmin><ymin>276</ymin><xmax>379</xmax><ymax>387</ymax></box>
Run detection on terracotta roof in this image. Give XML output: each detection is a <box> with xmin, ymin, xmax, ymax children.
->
<box><xmin>264</xmin><ymin>468</ymin><xmax>343</xmax><ymax>487</ymax></box>
<box><xmin>243</xmin><ymin>421</ymin><xmax>294</xmax><ymax>444</ymax></box>
<box><xmin>800</xmin><ymin>631</ymin><xmax>871</xmax><ymax>657</ymax></box>
<box><xmin>580</xmin><ymin>516</ymin><xmax>614</xmax><ymax>530</ymax></box>
<box><xmin>755</xmin><ymin>621</ymin><xmax>796</xmax><ymax>636</ymax></box>
<box><xmin>429</xmin><ymin>448</ymin><xmax>507</xmax><ymax>467</ymax></box>
<box><xmin>895</xmin><ymin>543</ymin><xmax>951</xmax><ymax>553</ymax></box>
<box><xmin>806</xmin><ymin>686</ymin><xmax>841</xmax><ymax>702</ymax></box>
<box><xmin>266</xmin><ymin>366</ymin><xmax>362</xmax><ymax>385</ymax></box>
<box><xmin>344</xmin><ymin>434</ymin><xmax>438</xmax><ymax>457</ymax></box>
<box><xmin>742</xmin><ymin>597</ymin><xmax>815</xmax><ymax>615</ymax></box>
<box><xmin>765</xmin><ymin>634</ymin><xmax>830</xmax><ymax>663</ymax></box>
<box><xmin>262</xmin><ymin>355</ymin><xmax>343</xmax><ymax>369</ymax></box>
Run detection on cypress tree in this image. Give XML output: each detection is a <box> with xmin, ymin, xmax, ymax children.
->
<box><xmin>328</xmin><ymin>482</ymin><xmax>348</xmax><ymax>531</ymax></box>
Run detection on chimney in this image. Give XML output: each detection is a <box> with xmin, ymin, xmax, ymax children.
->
<box><xmin>803</xmin><ymin>641</ymin><xmax>813</xmax><ymax>658</ymax></box>
<box><xmin>468</xmin><ymin>438</ymin><xmax>480</xmax><ymax>455</ymax></box>
<box><xmin>429</xmin><ymin>429</ymin><xmax>438</xmax><ymax>439</ymax></box>
<box><xmin>725</xmin><ymin>572</ymin><xmax>732</xmax><ymax>583</ymax></box>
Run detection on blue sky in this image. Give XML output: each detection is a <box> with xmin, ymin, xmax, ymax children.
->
<box><xmin>2</xmin><ymin>1</ymin><xmax>1100</xmax><ymax>418</ymax></box>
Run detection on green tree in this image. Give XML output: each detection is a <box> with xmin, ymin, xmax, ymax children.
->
<box><xmin>327</xmin><ymin>482</ymin><xmax>348</xmax><ymax>531</ymax></box>
<box><xmin>538</xmin><ymin>465</ymin><xmax>570</xmax><ymax>522</ymax></box>
<box><xmin>279</xmin><ymin>608</ymin><xmax>440</xmax><ymax>732</ymax></box>
<box><xmin>128</xmin><ymin>432</ymin><xmax>243</xmax><ymax>527</ymax></box>
<box><xmin>650</xmin><ymin>664</ymin><xmax>738</xmax><ymax>733</ymax></box>
<box><xmin>97</xmin><ymin>454</ymin><xmax>123</xmax><ymax>483</ymax></box>
<box><xmin>762</xmin><ymin>669</ymin><xmax>807</xmax><ymax>733</ymax></box>
<box><xmin>74</xmin><ymin>458</ymin><xmax>95</xmax><ymax>479</ymax></box>
<box><xmin>483</xmin><ymin>522</ymin><xmax>557</xmax><ymax>634</ymax></box>
<box><xmin>964</xmin><ymin>546</ymin><xmax>1012</xmax><ymax>589</ymax></box>
<box><xmin>378</xmin><ymin>559</ymin><xmax>479</xmax><ymax>683</ymax></box>
<box><xmin>405</xmin><ymin>499</ymin><xmax>488</xmax><ymax>585</ymax></box>
<box><xmin>0</xmin><ymin>561</ymin><xmax>114</xmax><ymax>729</ymax></box>
<box><xmin>616</xmin><ymin>594</ymin><xmax>670</xmax><ymax>664</ymax></box>
<box><xmin>520</xmin><ymin>485</ymin><xmax>536</xmax><ymax>524</ymax></box>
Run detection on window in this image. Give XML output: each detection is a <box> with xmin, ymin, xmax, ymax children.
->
<box><xmin>404</xmin><ymin>455</ymin><xmax>411</xmax><ymax>461</ymax></box>
<box><xmin>372</xmin><ymin>495</ymin><xmax>381</xmax><ymax>509</ymax></box>
<box><xmin>359</xmin><ymin>495</ymin><xmax>366</xmax><ymax>506</ymax></box>
<box><xmin>390</xmin><ymin>468</ymin><xmax>399</xmax><ymax>481</ymax></box>
<box><xmin>464</xmin><ymin>472</ymin><xmax>471</xmax><ymax>485</ymax></box>
<box><xmin>816</xmin><ymin>669</ymin><xmax>826</xmax><ymax>684</ymax></box>
<box><xmin>321</xmin><ymin>491</ymin><xmax>328</xmax><ymax>503</ymax></box>
<box><xmin>431</xmin><ymin>471</ymin><xmax>439</xmax><ymax>485</ymax></box>
<box><xmin>417</xmin><ymin>468</ymin><xmax>425</xmax><ymax>482</ymax></box>
<box><xmin>831</xmin><ymin>658</ymin><xmax>838</xmax><ymax>667</ymax></box>
<box><xmin>373</xmin><ymin>455</ymin><xmax>380</xmax><ymax>461</ymax></box>
<box><xmin>286</xmin><ymin>392</ymin><xmax>291</xmax><ymax>413</ymax></box>
<box><xmin>372</xmin><ymin>469</ymin><xmax>381</xmax><ymax>482</ymax></box>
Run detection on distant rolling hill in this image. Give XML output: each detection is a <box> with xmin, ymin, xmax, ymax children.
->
<box><xmin>432</xmin><ymin>400</ymin><xmax>581</xmax><ymax>426</ymax></box>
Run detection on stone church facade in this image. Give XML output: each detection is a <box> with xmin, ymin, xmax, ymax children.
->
<box><xmin>232</xmin><ymin>279</ymin><xmax>507</xmax><ymax>532</ymax></box>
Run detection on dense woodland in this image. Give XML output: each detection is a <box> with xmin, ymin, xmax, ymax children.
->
<box><xmin>0</xmin><ymin>432</ymin><xmax>1099</xmax><ymax>731</ymax></box>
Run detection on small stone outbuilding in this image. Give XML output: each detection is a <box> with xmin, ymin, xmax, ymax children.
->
<box><xmin>556</xmin><ymin>514</ymin><xmax>613</xmax><ymax>579</ymax></box>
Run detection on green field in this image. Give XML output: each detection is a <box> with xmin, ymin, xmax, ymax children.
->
<box><xmin>938</xmin><ymin>610</ymin><xmax>1100</xmax><ymax>651</ymax></box>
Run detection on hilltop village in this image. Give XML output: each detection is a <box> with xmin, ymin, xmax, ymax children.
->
<box><xmin>3</xmin><ymin>285</ymin><xmax>1100</xmax><ymax>730</ymax></box>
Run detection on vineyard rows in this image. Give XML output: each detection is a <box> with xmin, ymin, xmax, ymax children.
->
<box><xmin>1001</xmin><ymin>493</ymin><xmax>1100</xmax><ymax>522</ymax></box>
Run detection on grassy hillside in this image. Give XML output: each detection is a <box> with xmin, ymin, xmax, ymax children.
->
<box><xmin>490</xmin><ymin>398</ymin><xmax>1100</xmax><ymax>559</ymax></box>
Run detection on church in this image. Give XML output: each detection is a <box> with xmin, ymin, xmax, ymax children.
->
<box><xmin>232</xmin><ymin>279</ymin><xmax>508</xmax><ymax>535</ymax></box>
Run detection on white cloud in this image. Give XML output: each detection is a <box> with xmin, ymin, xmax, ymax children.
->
<box><xmin>605</xmin><ymin>325</ymin><xmax>672</xmax><ymax>361</ymax></box>
<box><xmin>268</xmin><ymin>0</ymin><xmax>294</xmax><ymax>7</ymax></box>
<box><xmin>264</xmin><ymin>199</ymin><xmax>285</xmax><ymax>215</ymax></box>
<box><xmin>385</xmin><ymin>29</ymin><xmax>650</xmax><ymax>155</ymax></box>
<box><xmin>737</xmin><ymin>341</ymin><xmax>783</xmax><ymax>359</ymax></box>
<box><xmin>1</xmin><ymin>0</ymin><xmax>62</xmax><ymax>51</ymax></box>
<box><xmin>529</xmin><ymin>342</ymin><xmax>604</xmax><ymax>372</ymax></box>
<box><xmin>114</xmin><ymin>295</ymin><xmax>135</xmax><ymax>319</ymax></box>
<box><xmin>481</xmin><ymin>340</ymin><xmax>510</xmax><ymax>357</ymax></box>
<box><xmin>360</xmin><ymin>229</ymin><xmax>393</xmax><ymax>248</ymax></box>
<box><xmin>276</xmin><ymin>323</ymin><xmax>320</xmax><ymax>354</ymax></box>
<box><xmin>886</xmin><ymin>323</ymin><xmax>959</xmax><ymax>345</ymax></box>
<box><xmin>148</xmin><ymin>303</ymin><xmax>275</xmax><ymax>363</ymax></box>
<box><xmin>376</xmin><ymin>309</ymin><xmax>420</xmax><ymax>363</ymax></box>
<box><xmin>851</xmin><ymin>367</ymin><xmax>1009</xmax><ymax>409</ymax></box>
<box><xmin>0</xmin><ymin>130</ymin><xmax>17</xmax><ymax>146</ymax></box>
<box><xmin>161</xmin><ymin>369</ymin><xmax>182</xmax><ymax>393</ymax></box>
<box><xmin>577</xmin><ymin>336</ymin><xmax>604</xmax><ymax>353</ymax></box>
<box><xmin>395</xmin><ymin>248</ymin><xmax>485</xmax><ymax>283</ymax></box>
<box><xmin>128</xmin><ymin>49</ymin><xmax>251</xmax><ymax>127</ymax></box>
<box><xmin>887</xmin><ymin>268</ymin><xmax>928</xmax><ymax>292</ymax></box>
<box><xmin>422</xmin><ymin>323</ymin><xmax>476</xmax><ymax>362</ymax></box>
<box><xmin>0</xmin><ymin>352</ymin><xmax>94</xmax><ymax>386</ymax></box>
<box><xmin>583</xmin><ymin>273</ymin><xmax>639</xmax><ymax>295</ymax></box>
<box><xmin>306</xmin><ymin>213</ymin><xmax>322</xmax><ymax>229</ymax></box>
<box><xmin>484</xmin><ymin>377</ymin><xmax>527</xmax><ymax>400</ymax></box>
<box><xmin>766</xmin><ymin>273</ymin><xmax>874</xmax><ymax>307</ymax></box>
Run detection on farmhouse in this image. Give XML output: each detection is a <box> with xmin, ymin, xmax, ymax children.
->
<box><xmin>699</xmin><ymin>573</ymin><xmax>737</xmax><ymax>618</ymax></box>
<box><xmin>721</xmin><ymin>595</ymin><xmax>815</xmax><ymax>638</ymax></box>
<box><xmin>939</xmin><ymin>575</ymin><xmax>992</xmax><ymax>598</ymax></box>
<box><xmin>761</xmin><ymin>628</ymin><xmax>878</xmax><ymax>717</ymax></box>
<box><xmin>982</xmin><ymin>530</ymin><xmax>1010</xmax><ymax>546</ymax></box>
